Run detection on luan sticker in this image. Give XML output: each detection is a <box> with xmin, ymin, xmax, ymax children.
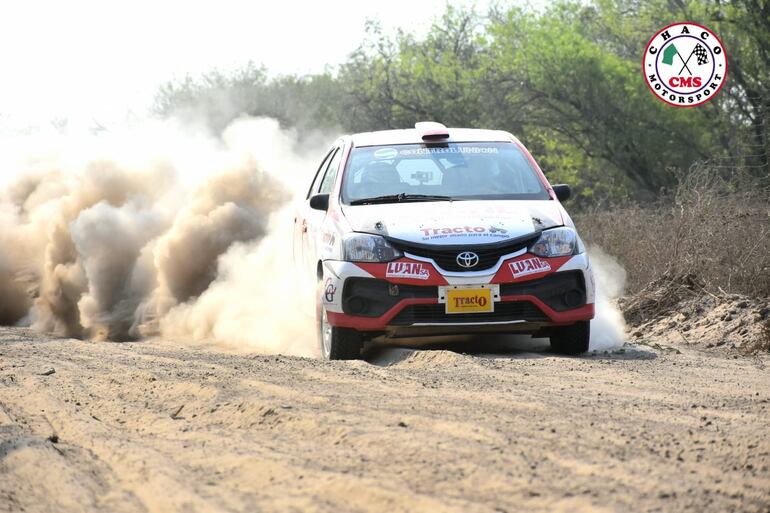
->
<box><xmin>509</xmin><ymin>257</ymin><xmax>551</xmax><ymax>278</ymax></box>
<box><xmin>386</xmin><ymin>262</ymin><xmax>430</xmax><ymax>280</ymax></box>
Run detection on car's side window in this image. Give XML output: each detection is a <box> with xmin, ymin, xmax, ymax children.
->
<box><xmin>318</xmin><ymin>147</ymin><xmax>343</xmax><ymax>194</ymax></box>
<box><xmin>307</xmin><ymin>148</ymin><xmax>336</xmax><ymax>199</ymax></box>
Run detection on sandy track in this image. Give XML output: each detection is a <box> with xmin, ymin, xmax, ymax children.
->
<box><xmin>0</xmin><ymin>327</ymin><xmax>768</xmax><ymax>513</ymax></box>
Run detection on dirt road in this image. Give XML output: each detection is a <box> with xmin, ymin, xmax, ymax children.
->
<box><xmin>1</xmin><ymin>326</ymin><xmax>768</xmax><ymax>513</ymax></box>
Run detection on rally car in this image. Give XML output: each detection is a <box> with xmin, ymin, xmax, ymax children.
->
<box><xmin>293</xmin><ymin>122</ymin><xmax>595</xmax><ymax>360</ymax></box>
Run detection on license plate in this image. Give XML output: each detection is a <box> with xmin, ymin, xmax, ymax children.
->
<box><xmin>445</xmin><ymin>287</ymin><xmax>494</xmax><ymax>314</ymax></box>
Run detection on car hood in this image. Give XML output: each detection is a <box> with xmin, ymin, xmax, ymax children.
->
<box><xmin>341</xmin><ymin>200</ymin><xmax>563</xmax><ymax>245</ymax></box>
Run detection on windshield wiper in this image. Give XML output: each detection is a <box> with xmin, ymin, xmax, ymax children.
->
<box><xmin>349</xmin><ymin>193</ymin><xmax>456</xmax><ymax>206</ymax></box>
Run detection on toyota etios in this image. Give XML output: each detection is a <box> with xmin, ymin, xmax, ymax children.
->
<box><xmin>294</xmin><ymin>122</ymin><xmax>595</xmax><ymax>360</ymax></box>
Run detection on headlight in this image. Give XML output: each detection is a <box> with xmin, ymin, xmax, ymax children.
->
<box><xmin>530</xmin><ymin>227</ymin><xmax>584</xmax><ymax>257</ymax></box>
<box><xmin>343</xmin><ymin>234</ymin><xmax>403</xmax><ymax>262</ymax></box>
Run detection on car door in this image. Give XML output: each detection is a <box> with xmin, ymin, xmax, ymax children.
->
<box><xmin>294</xmin><ymin>145</ymin><xmax>343</xmax><ymax>281</ymax></box>
<box><xmin>302</xmin><ymin>145</ymin><xmax>343</xmax><ymax>278</ymax></box>
<box><xmin>294</xmin><ymin>147</ymin><xmax>335</xmax><ymax>275</ymax></box>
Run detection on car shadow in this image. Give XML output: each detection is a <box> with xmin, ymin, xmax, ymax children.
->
<box><xmin>364</xmin><ymin>333</ymin><xmax>657</xmax><ymax>366</ymax></box>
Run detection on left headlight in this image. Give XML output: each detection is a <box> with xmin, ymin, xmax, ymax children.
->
<box><xmin>530</xmin><ymin>227</ymin><xmax>584</xmax><ymax>257</ymax></box>
<box><xmin>342</xmin><ymin>233</ymin><xmax>403</xmax><ymax>262</ymax></box>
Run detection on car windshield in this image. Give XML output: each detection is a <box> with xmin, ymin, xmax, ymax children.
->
<box><xmin>341</xmin><ymin>142</ymin><xmax>550</xmax><ymax>204</ymax></box>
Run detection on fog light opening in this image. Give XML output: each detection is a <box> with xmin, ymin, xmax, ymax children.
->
<box><xmin>562</xmin><ymin>289</ymin><xmax>584</xmax><ymax>308</ymax></box>
<box><xmin>346</xmin><ymin>297</ymin><xmax>368</xmax><ymax>314</ymax></box>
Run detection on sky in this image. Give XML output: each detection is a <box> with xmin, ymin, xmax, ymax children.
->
<box><xmin>0</xmin><ymin>0</ymin><xmax>493</xmax><ymax>129</ymax></box>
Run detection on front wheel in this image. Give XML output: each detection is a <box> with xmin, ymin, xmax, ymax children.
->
<box><xmin>549</xmin><ymin>320</ymin><xmax>590</xmax><ymax>355</ymax></box>
<box><xmin>318</xmin><ymin>306</ymin><xmax>363</xmax><ymax>360</ymax></box>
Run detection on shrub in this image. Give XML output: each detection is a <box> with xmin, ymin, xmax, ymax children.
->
<box><xmin>576</xmin><ymin>166</ymin><xmax>770</xmax><ymax>298</ymax></box>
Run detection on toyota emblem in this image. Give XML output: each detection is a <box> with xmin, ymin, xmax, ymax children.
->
<box><xmin>456</xmin><ymin>251</ymin><xmax>479</xmax><ymax>268</ymax></box>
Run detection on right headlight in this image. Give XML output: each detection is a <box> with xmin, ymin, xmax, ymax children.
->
<box><xmin>530</xmin><ymin>227</ymin><xmax>584</xmax><ymax>257</ymax></box>
<box><xmin>342</xmin><ymin>233</ymin><xmax>403</xmax><ymax>262</ymax></box>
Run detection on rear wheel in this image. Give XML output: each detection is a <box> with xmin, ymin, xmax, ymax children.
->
<box><xmin>318</xmin><ymin>306</ymin><xmax>363</xmax><ymax>360</ymax></box>
<box><xmin>549</xmin><ymin>320</ymin><xmax>590</xmax><ymax>355</ymax></box>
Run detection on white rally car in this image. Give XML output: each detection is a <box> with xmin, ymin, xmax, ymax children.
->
<box><xmin>294</xmin><ymin>122</ymin><xmax>595</xmax><ymax>360</ymax></box>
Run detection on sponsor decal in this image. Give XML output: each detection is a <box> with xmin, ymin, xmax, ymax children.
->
<box><xmin>419</xmin><ymin>225</ymin><xmax>510</xmax><ymax>241</ymax></box>
<box><xmin>373</xmin><ymin>147</ymin><xmax>398</xmax><ymax>160</ymax></box>
<box><xmin>509</xmin><ymin>257</ymin><xmax>551</xmax><ymax>278</ymax></box>
<box><xmin>445</xmin><ymin>287</ymin><xmax>494</xmax><ymax>313</ymax></box>
<box><xmin>322</xmin><ymin>231</ymin><xmax>335</xmax><ymax>250</ymax></box>
<box><xmin>643</xmin><ymin>22</ymin><xmax>727</xmax><ymax>107</ymax></box>
<box><xmin>452</xmin><ymin>294</ymin><xmax>488</xmax><ymax>308</ymax></box>
<box><xmin>386</xmin><ymin>262</ymin><xmax>430</xmax><ymax>280</ymax></box>
<box><xmin>421</xmin><ymin>226</ymin><xmax>485</xmax><ymax>236</ymax></box>
<box><xmin>323</xmin><ymin>278</ymin><xmax>337</xmax><ymax>302</ymax></box>
<box><xmin>399</xmin><ymin>146</ymin><xmax>499</xmax><ymax>156</ymax></box>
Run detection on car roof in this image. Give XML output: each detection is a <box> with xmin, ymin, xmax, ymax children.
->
<box><xmin>349</xmin><ymin>127</ymin><xmax>515</xmax><ymax>147</ymax></box>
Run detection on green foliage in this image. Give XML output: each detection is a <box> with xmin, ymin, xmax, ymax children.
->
<box><xmin>153</xmin><ymin>0</ymin><xmax>769</xmax><ymax>203</ymax></box>
<box><xmin>335</xmin><ymin>11</ymin><xmax>487</xmax><ymax>131</ymax></box>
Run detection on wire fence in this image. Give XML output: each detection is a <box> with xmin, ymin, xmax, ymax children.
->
<box><xmin>706</xmin><ymin>94</ymin><xmax>770</xmax><ymax>178</ymax></box>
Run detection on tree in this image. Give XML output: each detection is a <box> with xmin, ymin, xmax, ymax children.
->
<box><xmin>153</xmin><ymin>1</ymin><xmax>769</xmax><ymax>202</ymax></box>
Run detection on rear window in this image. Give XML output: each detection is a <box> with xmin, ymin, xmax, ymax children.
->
<box><xmin>341</xmin><ymin>142</ymin><xmax>549</xmax><ymax>203</ymax></box>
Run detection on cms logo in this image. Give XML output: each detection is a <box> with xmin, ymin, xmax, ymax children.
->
<box><xmin>669</xmin><ymin>76</ymin><xmax>702</xmax><ymax>87</ymax></box>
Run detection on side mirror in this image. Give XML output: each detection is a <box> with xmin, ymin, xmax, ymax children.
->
<box><xmin>552</xmin><ymin>184</ymin><xmax>571</xmax><ymax>202</ymax></box>
<box><xmin>309</xmin><ymin>193</ymin><xmax>330</xmax><ymax>211</ymax></box>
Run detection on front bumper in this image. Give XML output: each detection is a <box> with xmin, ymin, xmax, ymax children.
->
<box><xmin>321</xmin><ymin>252</ymin><xmax>595</xmax><ymax>335</ymax></box>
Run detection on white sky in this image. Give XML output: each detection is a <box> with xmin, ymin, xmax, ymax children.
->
<box><xmin>0</xmin><ymin>0</ymin><xmax>493</xmax><ymax>129</ymax></box>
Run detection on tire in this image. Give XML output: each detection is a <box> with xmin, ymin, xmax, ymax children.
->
<box><xmin>318</xmin><ymin>305</ymin><xmax>363</xmax><ymax>360</ymax></box>
<box><xmin>549</xmin><ymin>320</ymin><xmax>590</xmax><ymax>355</ymax></box>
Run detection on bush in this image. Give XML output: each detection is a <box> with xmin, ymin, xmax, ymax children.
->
<box><xmin>576</xmin><ymin>166</ymin><xmax>770</xmax><ymax>298</ymax></box>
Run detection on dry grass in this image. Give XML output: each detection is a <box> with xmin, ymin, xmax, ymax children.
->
<box><xmin>619</xmin><ymin>273</ymin><xmax>708</xmax><ymax>325</ymax></box>
<box><xmin>576</xmin><ymin>166</ymin><xmax>770</xmax><ymax>298</ymax></box>
<box><xmin>756</xmin><ymin>318</ymin><xmax>770</xmax><ymax>353</ymax></box>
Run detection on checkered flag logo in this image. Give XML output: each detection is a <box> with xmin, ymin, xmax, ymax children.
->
<box><xmin>693</xmin><ymin>43</ymin><xmax>708</xmax><ymax>65</ymax></box>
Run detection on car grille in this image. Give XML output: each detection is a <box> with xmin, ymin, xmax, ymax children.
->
<box><xmin>387</xmin><ymin>233</ymin><xmax>540</xmax><ymax>272</ymax></box>
<box><xmin>389</xmin><ymin>301</ymin><xmax>548</xmax><ymax>325</ymax></box>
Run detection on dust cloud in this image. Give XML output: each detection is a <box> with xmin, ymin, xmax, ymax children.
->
<box><xmin>588</xmin><ymin>246</ymin><xmax>628</xmax><ymax>351</ymax></box>
<box><xmin>0</xmin><ymin>118</ymin><xmax>627</xmax><ymax>357</ymax></box>
<box><xmin>0</xmin><ymin>117</ymin><xmax>319</xmax><ymax>355</ymax></box>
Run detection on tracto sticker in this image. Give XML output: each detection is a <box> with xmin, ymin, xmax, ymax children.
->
<box><xmin>373</xmin><ymin>147</ymin><xmax>398</xmax><ymax>160</ymax></box>
<box><xmin>420</xmin><ymin>225</ymin><xmax>510</xmax><ymax>241</ymax></box>
<box><xmin>509</xmin><ymin>257</ymin><xmax>551</xmax><ymax>278</ymax></box>
<box><xmin>386</xmin><ymin>262</ymin><xmax>430</xmax><ymax>280</ymax></box>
